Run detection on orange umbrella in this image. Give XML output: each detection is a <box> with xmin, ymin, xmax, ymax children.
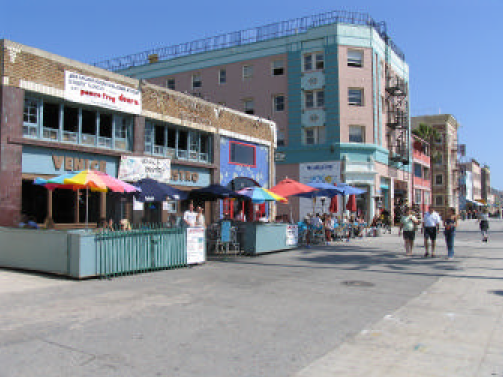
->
<box><xmin>346</xmin><ymin>194</ymin><xmax>357</xmax><ymax>212</ymax></box>
<box><xmin>270</xmin><ymin>178</ymin><xmax>317</xmax><ymax>197</ymax></box>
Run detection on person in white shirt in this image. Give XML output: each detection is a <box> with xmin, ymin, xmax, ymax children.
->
<box><xmin>183</xmin><ymin>202</ymin><xmax>197</xmax><ymax>227</ymax></box>
<box><xmin>195</xmin><ymin>206</ymin><xmax>206</xmax><ymax>228</ymax></box>
<box><xmin>236</xmin><ymin>209</ymin><xmax>247</xmax><ymax>222</ymax></box>
<box><xmin>422</xmin><ymin>206</ymin><xmax>442</xmax><ymax>257</ymax></box>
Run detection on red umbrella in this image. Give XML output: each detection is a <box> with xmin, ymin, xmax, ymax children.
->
<box><xmin>270</xmin><ymin>178</ymin><xmax>317</xmax><ymax>198</ymax></box>
<box><xmin>346</xmin><ymin>194</ymin><xmax>357</xmax><ymax>212</ymax></box>
<box><xmin>329</xmin><ymin>196</ymin><xmax>338</xmax><ymax>213</ymax></box>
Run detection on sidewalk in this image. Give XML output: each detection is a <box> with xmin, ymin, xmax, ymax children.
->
<box><xmin>295</xmin><ymin>220</ymin><xmax>503</xmax><ymax>377</ymax></box>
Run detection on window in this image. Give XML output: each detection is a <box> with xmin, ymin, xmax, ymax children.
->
<box><xmin>349</xmin><ymin>125</ymin><xmax>365</xmax><ymax>143</ymax></box>
<box><xmin>347</xmin><ymin>50</ymin><xmax>363</xmax><ymax>67</ymax></box>
<box><xmin>277</xmin><ymin>131</ymin><xmax>285</xmax><ymax>147</ymax></box>
<box><xmin>243</xmin><ymin>65</ymin><xmax>253</xmax><ymax>80</ymax></box>
<box><xmin>415</xmin><ymin>189</ymin><xmax>422</xmax><ymax>204</ymax></box>
<box><xmin>435</xmin><ymin>195</ymin><xmax>444</xmax><ymax>206</ymax></box>
<box><xmin>62</xmin><ymin>105</ymin><xmax>79</xmax><ymax>143</ymax></box>
<box><xmin>305</xmin><ymin>90</ymin><xmax>324</xmax><ymax>109</ymax></box>
<box><xmin>272</xmin><ymin>60</ymin><xmax>284</xmax><ymax>76</ymax></box>
<box><xmin>219</xmin><ymin>69</ymin><xmax>226</xmax><ymax>85</ymax></box>
<box><xmin>424</xmin><ymin>191</ymin><xmax>430</xmax><ymax>206</ymax></box>
<box><xmin>42</xmin><ymin>102</ymin><xmax>60</xmax><ymax>140</ymax></box>
<box><xmin>243</xmin><ymin>99</ymin><xmax>254</xmax><ymax>115</ymax></box>
<box><xmin>304</xmin><ymin>52</ymin><xmax>324</xmax><ymax>71</ymax></box>
<box><xmin>435</xmin><ymin>174</ymin><xmax>443</xmax><ymax>185</ymax></box>
<box><xmin>273</xmin><ymin>95</ymin><xmax>285</xmax><ymax>112</ymax></box>
<box><xmin>167</xmin><ymin>78</ymin><xmax>175</xmax><ymax>90</ymax></box>
<box><xmin>23</xmin><ymin>98</ymin><xmax>39</xmax><ymax>138</ymax></box>
<box><xmin>114</xmin><ymin>116</ymin><xmax>131</xmax><ymax>150</ymax></box>
<box><xmin>302</xmin><ymin>127</ymin><xmax>325</xmax><ymax>145</ymax></box>
<box><xmin>424</xmin><ymin>167</ymin><xmax>430</xmax><ymax>180</ymax></box>
<box><xmin>230</xmin><ymin>141</ymin><xmax>256</xmax><ymax>167</ymax></box>
<box><xmin>414</xmin><ymin>163</ymin><xmax>422</xmax><ymax>178</ymax></box>
<box><xmin>98</xmin><ymin>113</ymin><xmax>113</xmax><ymax>148</ymax></box>
<box><xmin>192</xmin><ymin>73</ymin><xmax>202</xmax><ymax>89</ymax></box>
<box><xmin>433</xmin><ymin>153</ymin><xmax>443</xmax><ymax>165</ymax></box>
<box><xmin>349</xmin><ymin>88</ymin><xmax>363</xmax><ymax>106</ymax></box>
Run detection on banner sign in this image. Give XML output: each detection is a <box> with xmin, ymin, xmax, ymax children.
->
<box><xmin>286</xmin><ymin>225</ymin><xmax>298</xmax><ymax>246</ymax></box>
<box><xmin>186</xmin><ymin>227</ymin><xmax>206</xmax><ymax>264</ymax></box>
<box><xmin>65</xmin><ymin>71</ymin><xmax>142</xmax><ymax>115</ymax></box>
<box><xmin>118</xmin><ymin>156</ymin><xmax>171</xmax><ymax>183</ymax></box>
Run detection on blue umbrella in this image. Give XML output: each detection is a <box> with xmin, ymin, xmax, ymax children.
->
<box><xmin>336</xmin><ymin>183</ymin><xmax>366</xmax><ymax>196</ymax></box>
<box><xmin>188</xmin><ymin>184</ymin><xmax>247</xmax><ymax>201</ymax></box>
<box><xmin>296</xmin><ymin>183</ymin><xmax>344</xmax><ymax>198</ymax></box>
<box><xmin>133</xmin><ymin>178</ymin><xmax>188</xmax><ymax>202</ymax></box>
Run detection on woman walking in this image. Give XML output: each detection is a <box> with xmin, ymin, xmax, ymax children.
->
<box><xmin>444</xmin><ymin>208</ymin><xmax>458</xmax><ymax>260</ymax></box>
<box><xmin>398</xmin><ymin>207</ymin><xmax>421</xmax><ymax>257</ymax></box>
<box><xmin>479</xmin><ymin>208</ymin><xmax>490</xmax><ymax>242</ymax></box>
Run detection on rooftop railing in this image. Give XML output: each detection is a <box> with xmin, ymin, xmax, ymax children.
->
<box><xmin>93</xmin><ymin>10</ymin><xmax>404</xmax><ymax>72</ymax></box>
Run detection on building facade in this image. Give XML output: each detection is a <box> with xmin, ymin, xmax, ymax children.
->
<box><xmin>0</xmin><ymin>40</ymin><xmax>275</xmax><ymax>227</ymax></box>
<box><xmin>411</xmin><ymin>135</ymin><xmax>431</xmax><ymax>215</ymax></box>
<box><xmin>412</xmin><ymin>115</ymin><xmax>460</xmax><ymax>218</ymax></box>
<box><xmin>101</xmin><ymin>10</ymin><xmax>411</xmax><ymax>222</ymax></box>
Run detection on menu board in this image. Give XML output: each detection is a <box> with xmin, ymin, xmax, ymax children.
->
<box><xmin>186</xmin><ymin>227</ymin><xmax>206</xmax><ymax>264</ymax></box>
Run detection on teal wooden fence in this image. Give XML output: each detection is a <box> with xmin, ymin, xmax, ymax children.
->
<box><xmin>95</xmin><ymin>227</ymin><xmax>187</xmax><ymax>278</ymax></box>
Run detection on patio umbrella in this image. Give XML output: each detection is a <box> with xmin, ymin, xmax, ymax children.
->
<box><xmin>296</xmin><ymin>182</ymin><xmax>344</xmax><ymax>198</ymax></box>
<box><xmin>269</xmin><ymin>178</ymin><xmax>317</xmax><ymax>198</ymax></box>
<box><xmin>346</xmin><ymin>194</ymin><xmax>357</xmax><ymax>212</ymax></box>
<box><xmin>133</xmin><ymin>178</ymin><xmax>188</xmax><ymax>202</ymax></box>
<box><xmin>188</xmin><ymin>184</ymin><xmax>246</xmax><ymax>201</ymax></box>
<box><xmin>336</xmin><ymin>183</ymin><xmax>366</xmax><ymax>196</ymax></box>
<box><xmin>329</xmin><ymin>196</ymin><xmax>338</xmax><ymax>213</ymax></box>
<box><xmin>237</xmin><ymin>187</ymin><xmax>287</xmax><ymax>204</ymax></box>
<box><xmin>34</xmin><ymin>170</ymin><xmax>141</xmax><ymax>227</ymax></box>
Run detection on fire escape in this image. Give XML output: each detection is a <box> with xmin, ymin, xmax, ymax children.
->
<box><xmin>385</xmin><ymin>70</ymin><xmax>409</xmax><ymax>165</ymax></box>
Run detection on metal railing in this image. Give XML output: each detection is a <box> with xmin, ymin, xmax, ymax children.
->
<box><xmin>95</xmin><ymin>226</ymin><xmax>187</xmax><ymax>278</ymax></box>
<box><xmin>93</xmin><ymin>10</ymin><xmax>404</xmax><ymax>71</ymax></box>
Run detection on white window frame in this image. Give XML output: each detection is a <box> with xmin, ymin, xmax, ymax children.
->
<box><xmin>243</xmin><ymin>65</ymin><xmax>253</xmax><ymax>80</ymax></box>
<box><xmin>348</xmin><ymin>88</ymin><xmax>364</xmax><ymax>106</ymax></box>
<box><xmin>415</xmin><ymin>189</ymin><xmax>422</xmax><ymax>204</ymax></box>
<box><xmin>347</xmin><ymin>49</ymin><xmax>363</xmax><ymax>67</ymax></box>
<box><xmin>219</xmin><ymin>69</ymin><xmax>226</xmax><ymax>85</ymax></box>
<box><xmin>272</xmin><ymin>60</ymin><xmax>284</xmax><ymax>76</ymax></box>
<box><xmin>243</xmin><ymin>99</ymin><xmax>254</xmax><ymax>115</ymax></box>
<box><xmin>192</xmin><ymin>73</ymin><xmax>202</xmax><ymax>89</ymax></box>
<box><xmin>304</xmin><ymin>90</ymin><xmax>324</xmax><ymax>109</ymax></box>
<box><xmin>349</xmin><ymin>125</ymin><xmax>365</xmax><ymax>143</ymax></box>
<box><xmin>273</xmin><ymin>94</ymin><xmax>285</xmax><ymax>112</ymax></box>
<box><xmin>303</xmin><ymin>127</ymin><xmax>325</xmax><ymax>145</ymax></box>
<box><xmin>424</xmin><ymin>191</ymin><xmax>430</xmax><ymax>206</ymax></box>
<box><xmin>303</xmin><ymin>52</ymin><xmax>324</xmax><ymax>72</ymax></box>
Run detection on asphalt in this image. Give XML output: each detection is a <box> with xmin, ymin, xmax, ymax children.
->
<box><xmin>0</xmin><ymin>219</ymin><xmax>501</xmax><ymax>376</ymax></box>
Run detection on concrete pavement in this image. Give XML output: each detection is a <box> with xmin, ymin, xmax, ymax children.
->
<box><xmin>0</xmin><ymin>219</ymin><xmax>501</xmax><ymax>376</ymax></box>
<box><xmin>296</xmin><ymin>219</ymin><xmax>503</xmax><ymax>377</ymax></box>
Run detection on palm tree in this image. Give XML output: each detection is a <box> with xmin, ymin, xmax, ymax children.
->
<box><xmin>412</xmin><ymin>123</ymin><xmax>442</xmax><ymax>163</ymax></box>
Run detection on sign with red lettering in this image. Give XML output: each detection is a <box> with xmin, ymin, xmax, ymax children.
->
<box><xmin>65</xmin><ymin>71</ymin><xmax>142</xmax><ymax>115</ymax></box>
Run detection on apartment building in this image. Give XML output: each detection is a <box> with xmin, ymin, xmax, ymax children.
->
<box><xmin>97</xmin><ymin>10</ymin><xmax>412</xmax><ymax>222</ymax></box>
<box><xmin>412</xmin><ymin>115</ymin><xmax>460</xmax><ymax>218</ymax></box>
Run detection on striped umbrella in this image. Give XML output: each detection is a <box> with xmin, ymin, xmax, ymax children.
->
<box><xmin>237</xmin><ymin>187</ymin><xmax>287</xmax><ymax>204</ymax></box>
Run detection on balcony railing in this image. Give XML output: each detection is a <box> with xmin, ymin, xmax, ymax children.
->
<box><xmin>93</xmin><ymin>10</ymin><xmax>404</xmax><ymax>71</ymax></box>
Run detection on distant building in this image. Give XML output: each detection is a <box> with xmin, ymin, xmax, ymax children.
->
<box><xmin>411</xmin><ymin>115</ymin><xmax>460</xmax><ymax>218</ymax></box>
<box><xmin>411</xmin><ymin>135</ymin><xmax>431</xmax><ymax>215</ymax></box>
<box><xmin>99</xmin><ymin>10</ymin><xmax>412</xmax><ymax>222</ymax></box>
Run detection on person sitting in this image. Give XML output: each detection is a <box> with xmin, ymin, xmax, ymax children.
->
<box><xmin>120</xmin><ymin>219</ymin><xmax>132</xmax><ymax>231</ymax></box>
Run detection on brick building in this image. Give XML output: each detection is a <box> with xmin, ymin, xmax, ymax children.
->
<box><xmin>98</xmin><ymin>10</ymin><xmax>412</xmax><ymax>222</ymax></box>
<box><xmin>0</xmin><ymin>40</ymin><xmax>276</xmax><ymax>227</ymax></box>
<box><xmin>411</xmin><ymin>135</ymin><xmax>431</xmax><ymax>215</ymax></box>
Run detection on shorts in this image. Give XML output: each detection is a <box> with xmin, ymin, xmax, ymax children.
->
<box><xmin>424</xmin><ymin>227</ymin><xmax>437</xmax><ymax>241</ymax></box>
<box><xmin>403</xmin><ymin>231</ymin><xmax>416</xmax><ymax>241</ymax></box>
<box><xmin>480</xmin><ymin>220</ymin><xmax>489</xmax><ymax>231</ymax></box>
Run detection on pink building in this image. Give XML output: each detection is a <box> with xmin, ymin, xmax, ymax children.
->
<box><xmin>412</xmin><ymin>135</ymin><xmax>431</xmax><ymax>215</ymax></box>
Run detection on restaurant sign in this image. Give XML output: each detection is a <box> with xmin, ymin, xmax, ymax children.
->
<box><xmin>118</xmin><ymin>156</ymin><xmax>171</xmax><ymax>183</ymax></box>
<box><xmin>65</xmin><ymin>71</ymin><xmax>142</xmax><ymax>115</ymax></box>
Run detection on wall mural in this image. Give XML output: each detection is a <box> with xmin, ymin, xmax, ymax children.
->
<box><xmin>219</xmin><ymin>137</ymin><xmax>269</xmax><ymax>188</ymax></box>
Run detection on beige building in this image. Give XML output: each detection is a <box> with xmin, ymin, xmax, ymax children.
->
<box><xmin>412</xmin><ymin>115</ymin><xmax>460</xmax><ymax>218</ymax></box>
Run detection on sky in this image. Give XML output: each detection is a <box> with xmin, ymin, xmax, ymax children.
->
<box><xmin>2</xmin><ymin>0</ymin><xmax>502</xmax><ymax>188</ymax></box>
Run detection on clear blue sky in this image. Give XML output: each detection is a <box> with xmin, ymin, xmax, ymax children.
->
<box><xmin>2</xmin><ymin>0</ymin><xmax>502</xmax><ymax>188</ymax></box>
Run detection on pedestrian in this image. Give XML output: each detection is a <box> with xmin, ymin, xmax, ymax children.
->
<box><xmin>398</xmin><ymin>207</ymin><xmax>420</xmax><ymax>257</ymax></box>
<box><xmin>422</xmin><ymin>206</ymin><xmax>442</xmax><ymax>258</ymax></box>
<box><xmin>479</xmin><ymin>208</ymin><xmax>490</xmax><ymax>242</ymax></box>
<box><xmin>444</xmin><ymin>207</ymin><xmax>458</xmax><ymax>260</ymax></box>
<box><xmin>183</xmin><ymin>201</ymin><xmax>197</xmax><ymax>227</ymax></box>
<box><xmin>195</xmin><ymin>206</ymin><xmax>206</xmax><ymax>228</ymax></box>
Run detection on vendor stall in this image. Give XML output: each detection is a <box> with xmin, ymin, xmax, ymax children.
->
<box><xmin>237</xmin><ymin>222</ymin><xmax>298</xmax><ymax>255</ymax></box>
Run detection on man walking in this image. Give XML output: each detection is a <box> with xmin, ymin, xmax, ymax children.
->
<box><xmin>422</xmin><ymin>206</ymin><xmax>442</xmax><ymax>258</ymax></box>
